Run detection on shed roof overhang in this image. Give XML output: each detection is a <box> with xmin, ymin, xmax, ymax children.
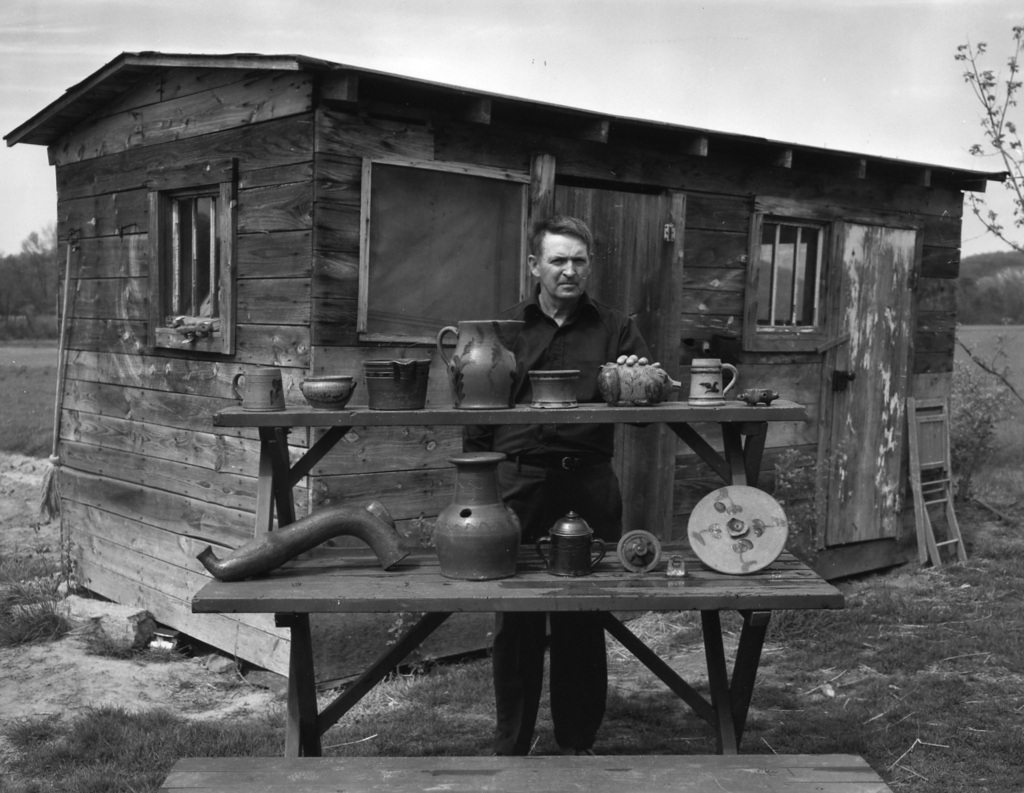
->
<box><xmin>4</xmin><ymin>51</ymin><xmax>1007</xmax><ymax>193</ymax></box>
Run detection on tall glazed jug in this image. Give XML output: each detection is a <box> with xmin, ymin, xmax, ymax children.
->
<box><xmin>434</xmin><ymin>453</ymin><xmax>521</xmax><ymax>580</ymax></box>
<box><xmin>436</xmin><ymin>320</ymin><xmax>524</xmax><ymax>409</ymax></box>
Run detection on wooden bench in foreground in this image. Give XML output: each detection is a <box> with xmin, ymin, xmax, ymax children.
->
<box><xmin>159</xmin><ymin>754</ymin><xmax>894</xmax><ymax>792</ymax></box>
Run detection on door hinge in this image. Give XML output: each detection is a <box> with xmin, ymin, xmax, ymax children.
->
<box><xmin>663</xmin><ymin>223</ymin><xmax>676</xmax><ymax>242</ymax></box>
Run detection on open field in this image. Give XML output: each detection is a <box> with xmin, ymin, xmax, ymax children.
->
<box><xmin>0</xmin><ymin>342</ymin><xmax>59</xmax><ymax>459</ymax></box>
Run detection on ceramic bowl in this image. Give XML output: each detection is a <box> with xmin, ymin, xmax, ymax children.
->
<box><xmin>528</xmin><ymin>370</ymin><xmax>580</xmax><ymax>409</ymax></box>
<box><xmin>300</xmin><ymin>376</ymin><xmax>357</xmax><ymax>410</ymax></box>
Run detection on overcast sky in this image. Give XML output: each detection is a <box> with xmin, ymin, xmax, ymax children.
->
<box><xmin>1</xmin><ymin>0</ymin><xmax>1021</xmax><ymax>257</ymax></box>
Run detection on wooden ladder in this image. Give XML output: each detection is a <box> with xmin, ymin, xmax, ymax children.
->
<box><xmin>906</xmin><ymin>397</ymin><xmax>967</xmax><ymax>567</ymax></box>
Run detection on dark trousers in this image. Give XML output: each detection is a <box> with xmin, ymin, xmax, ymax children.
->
<box><xmin>492</xmin><ymin>461</ymin><xmax>622</xmax><ymax>755</ymax></box>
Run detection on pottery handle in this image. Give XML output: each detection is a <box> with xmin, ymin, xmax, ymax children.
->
<box><xmin>231</xmin><ymin>372</ymin><xmax>245</xmax><ymax>402</ymax></box>
<box><xmin>535</xmin><ymin>537</ymin><xmax>552</xmax><ymax>568</ymax></box>
<box><xmin>590</xmin><ymin>538</ymin><xmax>606</xmax><ymax>569</ymax></box>
<box><xmin>721</xmin><ymin>364</ymin><xmax>739</xmax><ymax>397</ymax></box>
<box><xmin>436</xmin><ymin>326</ymin><xmax>458</xmax><ymax>368</ymax></box>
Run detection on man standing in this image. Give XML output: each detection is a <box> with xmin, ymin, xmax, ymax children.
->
<box><xmin>464</xmin><ymin>215</ymin><xmax>651</xmax><ymax>756</ymax></box>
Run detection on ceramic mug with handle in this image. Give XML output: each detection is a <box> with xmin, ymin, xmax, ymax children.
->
<box><xmin>232</xmin><ymin>367</ymin><xmax>286</xmax><ymax>411</ymax></box>
<box><xmin>688</xmin><ymin>358</ymin><xmax>739</xmax><ymax>406</ymax></box>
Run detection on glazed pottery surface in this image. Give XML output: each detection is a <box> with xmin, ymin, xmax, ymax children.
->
<box><xmin>688</xmin><ymin>358</ymin><xmax>739</xmax><ymax>406</ymax></box>
<box><xmin>232</xmin><ymin>367</ymin><xmax>285</xmax><ymax>411</ymax></box>
<box><xmin>736</xmin><ymin>388</ymin><xmax>780</xmax><ymax>406</ymax></box>
<box><xmin>686</xmin><ymin>485</ymin><xmax>788</xmax><ymax>574</ymax></box>
<box><xmin>528</xmin><ymin>369</ymin><xmax>579</xmax><ymax>408</ymax></box>
<box><xmin>535</xmin><ymin>511</ymin><xmax>606</xmax><ymax>577</ymax></box>
<box><xmin>597</xmin><ymin>361</ymin><xmax>681</xmax><ymax>406</ymax></box>
<box><xmin>434</xmin><ymin>452</ymin><xmax>521</xmax><ymax>580</ymax></box>
<box><xmin>364</xmin><ymin>359</ymin><xmax>430</xmax><ymax>410</ymax></box>
<box><xmin>300</xmin><ymin>376</ymin><xmax>356</xmax><ymax>410</ymax></box>
<box><xmin>436</xmin><ymin>320</ymin><xmax>523</xmax><ymax>409</ymax></box>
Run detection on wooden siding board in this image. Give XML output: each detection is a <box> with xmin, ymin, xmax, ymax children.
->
<box><xmin>59</xmin><ymin>410</ymin><xmax>264</xmax><ymax>475</ymax></box>
<box><xmin>316</xmin><ymin>109</ymin><xmax>435</xmax><ymax>160</ymax></box>
<box><xmin>313</xmin><ymin>202</ymin><xmax>361</xmax><ymax>252</ymax></box>
<box><xmin>237</xmin><ymin>278</ymin><xmax>312</xmax><ymax>325</ymax></box>
<box><xmin>309</xmin><ymin>425</ymin><xmax>461</xmax><ymax>474</ymax></box>
<box><xmin>55</xmin><ymin>234</ymin><xmax>147</xmax><ymax>280</ymax></box>
<box><xmin>78</xmin><ymin>67</ymin><xmax>276</xmax><ymax>122</ymax></box>
<box><xmin>52</xmin><ymin>72</ymin><xmax>316</xmax><ymax>166</ymax></box>
<box><xmin>682</xmin><ymin>229</ymin><xmax>748</xmax><ymax>270</ymax></box>
<box><xmin>69</xmin><ymin>276</ymin><xmax>147</xmax><ymax>320</ymax></box>
<box><xmin>61</xmin><ymin>440</ymin><xmax>261</xmax><ymax>514</ymax></box>
<box><xmin>314</xmin><ymin>152</ymin><xmax>362</xmax><ymax>206</ymax></box>
<box><xmin>55</xmin><ymin>115</ymin><xmax>315</xmax><ymax>201</ymax></box>
<box><xmin>237</xmin><ymin>230</ymin><xmax>312</xmax><ymax>279</ymax></box>
<box><xmin>65</xmin><ymin>499</ymin><xmax>290</xmax><ymax>674</ymax></box>
<box><xmin>237</xmin><ymin>182</ymin><xmax>314</xmax><ymax>234</ymax></box>
<box><xmin>684</xmin><ymin>193</ymin><xmax>751</xmax><ymax>233</ymax></box>
<box><xmin>232</xmin><ymin>324</ymin><xmax>312</xmax><ymax>368</ymax></box>
<box><xmin>61</xmin><ymin>467</ymin><xmax>254</xmax><ymax>543</ymax></box>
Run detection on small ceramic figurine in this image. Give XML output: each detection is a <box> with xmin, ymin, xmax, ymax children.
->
<box><xmin>736</xmin><ymin>388</ymin><xmax>780</xmax><ymax>406</ymax></box>
<box><xmin>597</xmin><ymin>357</ymin><xmax>682</xmax><ymax>406</ymax></box>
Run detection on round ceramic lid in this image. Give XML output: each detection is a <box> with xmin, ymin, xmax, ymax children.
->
<box><xmin>687</xmin><ymin>485</ymin><xmax>789</xmax><ymax>574</ymax></box>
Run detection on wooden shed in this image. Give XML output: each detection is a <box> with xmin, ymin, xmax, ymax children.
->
<box><xmin>6</xmin><ymin>52</ymin><xmax>1002</xmax><ymax>679</ymax></box>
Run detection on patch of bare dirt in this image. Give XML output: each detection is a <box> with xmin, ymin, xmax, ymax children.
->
<box><xmin>0</xmin><ymin>453</ymin><xmax>284</xmax><ymax>742</ymax></box>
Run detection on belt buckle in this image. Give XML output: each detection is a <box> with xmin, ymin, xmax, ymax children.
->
<box><xmin>560</xmin><ymin>456</ymin><xmax>578</xmax><ymax>470</ymax></box>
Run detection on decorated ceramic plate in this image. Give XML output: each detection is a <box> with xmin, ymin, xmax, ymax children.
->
<box><xmin>687</xmin><ymin>485</ymin><xmax>789</xmax><ymax>574</ymax></box>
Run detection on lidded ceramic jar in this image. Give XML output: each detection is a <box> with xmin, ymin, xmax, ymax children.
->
<box><xmin>535</xmin><ymin>511</ymin><xmax>606</xmax><ymax>577</ymax></box>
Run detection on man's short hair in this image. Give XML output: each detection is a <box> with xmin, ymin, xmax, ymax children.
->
<box><xmin>529</xmin><ymin>215</ymin><xmax>594</xmax><ymax>257</ymax></box>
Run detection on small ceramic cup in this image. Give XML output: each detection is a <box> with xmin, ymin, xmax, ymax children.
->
<box><xmin>232</xmin><ymin>367</ymin><xmax>285</xmax><ymax>411</ymax></box>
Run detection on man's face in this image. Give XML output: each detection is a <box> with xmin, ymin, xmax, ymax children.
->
<box><xmin>529</xmin><ymin>232</ymin><xmax>591</xmax><ymax>307</ymax></box>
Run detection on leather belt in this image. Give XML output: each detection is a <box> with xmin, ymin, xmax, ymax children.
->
<box><xmin>508</xmin><ymin>453</ymin><xmax>610</xmax><ymax>471</ymax></box>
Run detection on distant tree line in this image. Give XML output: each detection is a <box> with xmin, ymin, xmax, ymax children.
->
<box><xmin>958</xmin><ymin>251</ymin><xmax>1024</xmax><ymax>325</ymax></box>
<box><xmin>0</xmin><ymin>225</ymin><xmax>59</xmax><ymax>339</ymax></box>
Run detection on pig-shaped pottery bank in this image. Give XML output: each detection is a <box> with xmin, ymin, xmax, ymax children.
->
<box><xmin>597</xmin><ymin>357</ymin><xmax>682</xmax><ymax>406</ymax></box>
<box><xmin>736</xmin><ymin>388</ymin><xmax>780</xmax><ymax>406</ymax></box>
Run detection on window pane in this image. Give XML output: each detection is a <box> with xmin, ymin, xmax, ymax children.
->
<box><xmin>168</xmin><ymin>194</ymin><xmax>219</xmax><ymax>318</ymax></box>
<box><xmin>365</xmin><ymin>163</ymin><xmax>524</xmax><ymax>339</ymax></box>
<box><xmin>757</xmin><ymin>220</ymin><xmax>823</xmax><ymax>329</ymax></box>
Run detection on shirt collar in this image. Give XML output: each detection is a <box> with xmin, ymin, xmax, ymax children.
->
<box><xmin>523</xmin><ymin>286</ymin><xmax>597</xmax><ymax>322</ymax></box>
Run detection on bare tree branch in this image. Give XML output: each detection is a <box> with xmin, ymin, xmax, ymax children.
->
<box><xmin>955</xmin><ymin>336</ymin><xmax>1024</xmax><ymax>405</ymax></box>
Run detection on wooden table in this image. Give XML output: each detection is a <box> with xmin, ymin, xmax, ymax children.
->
<box><xmin>199</xmin><ymin>400</ymin><xmax>843</xmax><ymax>757</ymax></box>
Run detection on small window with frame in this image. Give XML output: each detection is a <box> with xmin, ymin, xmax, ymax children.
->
<box><xmin>359</xmin><ymin>158</ymin><xmax>529</xmax><ymax>343</ymax></box>
<box><xmin>744</xmin><ymin>208</ymin><xmax>830</xmax><ymax>352</ymax></box>
<box><xmin>148</xmin><ymin>160</ymin><xmax>236</xmax><ymax>354</ymax></box>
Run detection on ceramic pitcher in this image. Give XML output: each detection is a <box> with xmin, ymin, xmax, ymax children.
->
<box><xmin>436</xmin><ymin>320</ymin><xmax>524</xmax><ymax>409</ymax></box>
<box><xmin>688</xmin><ymin>358</ymin><xmax>739</xmax><ymax>406</ymax></box>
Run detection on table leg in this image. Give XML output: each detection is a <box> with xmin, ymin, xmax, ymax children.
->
<box><xmin>700</xmin><ymin>610</ymin><xmax>738</xmax><ymax>754</ymax></box>
<box><xmin>254</xmin><ymin>435</ymin><xmax>276</xmax><ymax>536</ymax></box>
<box><xmin>599</xmin><ymin>613</ymin><xmax>715</xmax><ymax>726</ymax></box>
<box><xmin>276</xmin><ymin>613</ymin><xmax>322</xmax><ymax>757</ymax></box>
<box><xmin>267</xmin><ymin>427</ymin><xmax>296</xmax><ymax>526</ymax></box>
<box><xmin>317</xmin><ymin>612</ymin><xmax>452</xmax><ymax>734</ymax></box>
<box><xmin>730</xmin><ymin>610</ymin><xmax>771</xmax><ymax>745</ymax></box>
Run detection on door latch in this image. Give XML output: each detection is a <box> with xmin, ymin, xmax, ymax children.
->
<box><xmin>832</xmin><ymin>370</ymin><xmax>857</xmax><ymax>392</ymax></box>
<box><xmin>663</xmin><ymin>223</ymin><xmax>676</xmax><ymax>242</ymax></box>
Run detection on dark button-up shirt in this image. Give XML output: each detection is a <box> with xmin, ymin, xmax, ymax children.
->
<box><xmin>463</xmin><ymin>289</ymin><xmax>650</xmax><ymax>458</ymax></box>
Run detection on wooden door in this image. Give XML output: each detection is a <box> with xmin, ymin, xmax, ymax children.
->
<box><xmin>556</xmin><ymin>186</ymin><xmax>686</xmax><ymax>540</ymax></box>
<box><xmin>821</xmin><ymin>222</ymin><xmax>918</xmax><ymax>546</ymax></box>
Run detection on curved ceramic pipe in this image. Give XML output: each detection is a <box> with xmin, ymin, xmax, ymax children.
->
<box><xmin>197</xmin><ymin>501</ymin><xmax>408</xmax><ymax>581</ymax></box>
